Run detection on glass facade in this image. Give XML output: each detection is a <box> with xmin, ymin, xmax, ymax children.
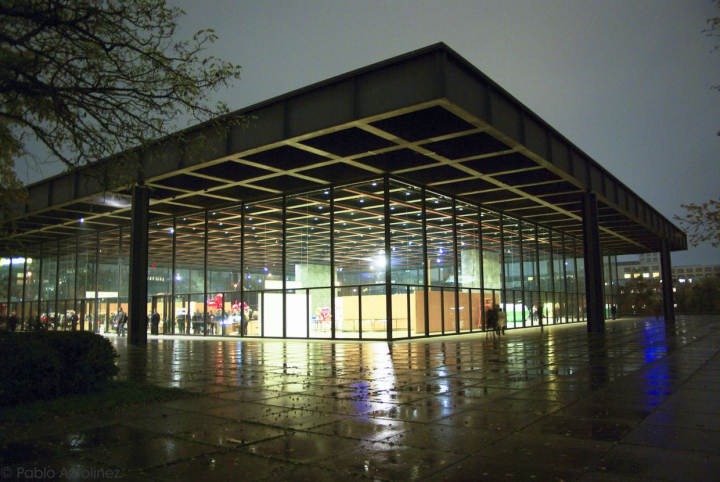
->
<box><xmin>0</xmin><ymin>177</ymin><xmax>618</xmax><ymax>339</ymax></box>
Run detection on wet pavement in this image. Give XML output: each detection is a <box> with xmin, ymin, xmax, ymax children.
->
<box><xmin>2</xmin><ymin>315</ymin><xmax>719</xmax><ymax>481</ymax></box>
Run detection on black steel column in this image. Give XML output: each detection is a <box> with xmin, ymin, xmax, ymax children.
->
<box><xmin>128</xmin><ymin>185</ymin><xmax>150</xmax><ymax>345</ymax></box>
<box><xmin>74</xmin><ymin>235</ymin><xmax>80</xmax><ymax>330</ymax></box>
<box><xmin>534</xmin><ymin>225</ymin><xmax>542</xmax><ymax>329</ymax></box>
<box><xmin>478</xmin><ymin>208</ymin><xmax>484</xmax><ymax>332</ymax></box>
<box><xmin>452</xmin><ymin>198</ymin><xmax>460</xmax><ymax>333</ymax></box>
<box><xmin>37</xmin><ymin>244</ymin><xmax>44</xmax><ymax>330</ymax></box>
<box><xmin>518</xmin><ymin>221</ymin><xmax>525</xmax><ymax>327</ymax></box>
<box><xmin>6</xmin><ymin>252</ymin><xmax>13</xmax><ymax>317</ymax></box>
<box><xmin>421</xmin><ymin>187</ymin><xmax>429</xmax><ymax>336</ymax></box>
<box><xmin>282</xmin><ymin>194</ymin><xmax>287</xmax><ymax>339</ymax></box>
<box><xmin>94</xmin><ymin>233</ymin><xmax>100</xmax><ymax>332</ymax></box>
<box><xmin>329</xmin><ymin>189</ymin><xmax>336</xmax><ymax>340</ymax></box>
<box><xmin>548</xmin><ymin>229</ymin><xmax>556</xmax><ymax>320</ymax></box>
<box><xmin>203</xmin><ymin>210</ymin><xmax>208</xmax><ymax>336</ymax></box>
<box><xmin>171</xmin><ymin>217</ymin><xmax>176</xmax><ymax>334</ymax></box>
<box><xmin>384</xmin><ymin>177</ymin><xmax>392</xmax><ymax>340</ymax></box>
<box><xmin>581</xmin><ymin>191</ymin><xmax>605</xmax><ymax>333</ymax></box>
<box><xmin>54</xmin><ymin>239</ymin><xmax>59</xmax><ymax>328</ymax></box>
<box><xmin>499</xmin><ymin>214</ymin><xmax>506</xmax><ymax>312</ymax></box>
<box><xmin>660</xmin><ymin>238</ymin><xmax>676</xmax><ymax>322</ymax></box>
<box><xmin>240</xmin><ymin>204</ymin><xmax>245</xmax><ymax>335</ymax></box>
<box><xmin>20</xmin><ymin>255</ymin><xmax>27</xmax><ymax>329</ymax></box>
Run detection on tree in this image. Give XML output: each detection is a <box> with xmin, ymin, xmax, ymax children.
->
<box><xmin>617</xmin><ymin>277</ymin><xmax>662</xmax><ymax>315</ymax></box>
<box><xmin>708</xmin><ymin>0</ymin><xmax>720</xmax><ymax>135</ymax></box>
<box><xmin>675</xmin><ymin>198</ymin><xmax>720</xmax><ymax>248</ymax></box>
<box><xmin>0</xmin><ymin>0</ymin><xmax>241</xmax><ymax>218</ymax></box>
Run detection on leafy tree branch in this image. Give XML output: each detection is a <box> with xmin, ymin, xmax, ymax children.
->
<box><xmin>0</xmin><ymin>0</ymin><xmax>241</xmax><ymax>219</ymax></box>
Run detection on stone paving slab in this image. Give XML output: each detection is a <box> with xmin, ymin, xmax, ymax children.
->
<box><xmin>2</xmin><ymin>315</ymin><xmax>720</xmax><ymax>481</ymax></box>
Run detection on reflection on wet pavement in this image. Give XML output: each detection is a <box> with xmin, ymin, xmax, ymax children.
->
<box><xmin>2</xmin><ymin>315</ymin><xmax>720</xmax><ymax>481</ymax></box>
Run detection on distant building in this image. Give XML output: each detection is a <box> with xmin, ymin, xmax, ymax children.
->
<box><xmin>672</xmin><ymin>264</ymin><xmax>720</xmax><ymax>284</ymax></box>
<box><xmin>617</xmin><ymin>254</ymin><xmax>719</xmax><ymax>285</ymax></box>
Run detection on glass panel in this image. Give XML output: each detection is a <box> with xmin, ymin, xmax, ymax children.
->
<box><xmin>521</xmin><ymin>221</ymin><xmax>537</xmax><ymax>295</ymax></box>
<box><xmin>286</xmin><ymin>190</ymin><xmax>331</xmax><ymax>288</ymax></box>
<box><xmin>242</xmin><ymin>290</ymin><xmax>260</xmax><ymax>337</ymax></box>
<box><xmin>426</xmin><ymin>192</ymin><xmax>455</xmax><ymax>287</ymax></box>
<box><xmin>25</xmin><ymin>246</ymin><xmax>41</xmax><ymax>305</ymax></box>
<box><xmin>426</xmin><ymin>191</ymin><xmax>456</xmax><ymax>333</ymax></box>
<box><xmin>309</xmin><ymin>287</ymin><xmax>332</xmax><ymax>338</ymax></box>
<box><xmin>286</xmin><ymin>190</ymin><xmax>331</xmax><ymax>339</ymax></box>
<box><xmin>189</xmin><ymin>293</ymin><xmax>205</xmax><ymax>335</ymax></box>
<box><xmin>502</xmin><ymin>215</ymin><xmax>522</xmax><ymax>326</ymax></box>
<box><xmin>457</xmin><ymin>287</ymin><xmax>473</xmax><ymax>333</ymax></box>
<box><xmin>538</xmin><ymin>227</ymin><xmax>552</xmax><ymax>293</ymax></box>
<box><xmin>57</xmin><ymin>238</ymin><xmax>76</xmax><ymax>301</ymax></box>
<box><xmin>41</xmin><ymin>243</ymin><xmax>58</xmax><ymax>314</ymax></box>
<box><xmin>457</xmin><ymin>202</ymin><xmax>480</xmax><ymax>289</ymax></box>
<box><xmin>481</xmin><ymin>210</ymin><xmax>502</xmax><ymax>290</ymax></box>
<box><xmin>565</xmin><ymin>236</ymin><xmax>578</xmax><ymax>323</ymax></box>
<box><xmin>208</xmin><ymin>207</ymin><xmax>242</xmax><ymax>337</ymax></box>
<box><xmin>114</xmin><ymin>229</ymin><xmax>129</xmax><ymax>312</ymax></box>
<box><xmin>388</xmin><ymin>181</ymin><xmax>424</xmax><ymax>285</ymax></box>
<box><xmin>77</xmin><ymin>235</ymin><xmax>96</xmax><ymax>303</ymax></box>
<box><xmin>334</xmin><ymin>180</ymin><xmax>386</xmax><ymax>339</ymax></box>
<box><xmin>361</xmin><ymin>284</ymin><xmax>386</xmax><ymax>339</ymax></box>
<box><xmin>9</xmin><ymin>258</ymin><xmax>25</xmax><ymax>324</ymax></box>
<box><xmin>286</xmin><ymin>289</ymin><xmax>308</xmax><ymax>338</ymax></box>
<box><xmin>0</xmin><ymin>258</ymin><xmax>9</xmax><ymax>316</ymax></box>
<box><xmin>334</xmin><ymin>286</ymin><xmax>358</xmax><ymax>339</ymax></box>
<box><xmin>175</xmin><ymin>213</ymin><xmax>206</xmax><ymax>302</ymax></box>
<box><xmin>391</xmin><ymin>285</ymin><xmax>410</xmax><ymax>338</ymax></box>
<box><xmin>244</xmin><ymin>198</ymin><xmax>283</xmax><ymax>336</ymax></box>
<box><xmin>174</xmin><ymin>295</ymin><xmax>190</xmax><ymax>334</ymax></box>
<box><xmin>148</xmin><ymin>219</ymin><xmax>173</xmax><ymax>297</ymax></box>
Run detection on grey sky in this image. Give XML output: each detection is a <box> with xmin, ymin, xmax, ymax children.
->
<box><xmin>17</xmin><ymin>0</ymin><xmax>720</xmax><ymax>265</ymax></box>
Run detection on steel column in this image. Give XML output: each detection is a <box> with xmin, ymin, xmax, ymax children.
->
<box><xmin>581</xmin><ymin>191</ymin><xmax>605</xmax><ymax>333</ymax></box>
<box><xmin>128</xmin><ymin>185</ymin><xmax>150</xmax><ymax>345</ymax></box>
<box><xmin>660</xmin><ymin>238</ymin><xmax>676</xmax><ymax>322</ymax></box>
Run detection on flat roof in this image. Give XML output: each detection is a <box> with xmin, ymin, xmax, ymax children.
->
<box><xmin>1</xmin><ymin>43</ymin><xmax>686</xmax><ymax>255</ymax></box>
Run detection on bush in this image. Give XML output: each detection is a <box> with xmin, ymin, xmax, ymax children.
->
<box><xmin>0</xmin><ymin>331</ymin><xmax>118</xmax><ymax>407</ymax></box>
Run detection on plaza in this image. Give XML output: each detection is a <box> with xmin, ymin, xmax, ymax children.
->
<box><xmin>2</xmin><ymin>315</ymin><xmax>719</xmax><ymax>480</ymax></box>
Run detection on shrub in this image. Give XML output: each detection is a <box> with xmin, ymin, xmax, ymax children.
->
<box><xmin>0</xmin><ymin>331</ymin><xmax>118</xmax><ymax>406</ymax></box>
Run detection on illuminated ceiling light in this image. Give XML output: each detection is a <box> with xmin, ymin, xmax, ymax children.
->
<box><xmin>79</xmin><ymin>217</ymin><xmax>84</xmax><ymax>224</ymax></box>
<box><xmin>371</xmin><ymin>182</ymin><xmax>377</xmax><ymax>186</ymax></box>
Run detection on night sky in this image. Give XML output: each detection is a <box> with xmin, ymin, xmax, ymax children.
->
<box><xmin>16</xmin><ymin>0</ymin><xmax>720</xmax><ymax>265</ymax></box>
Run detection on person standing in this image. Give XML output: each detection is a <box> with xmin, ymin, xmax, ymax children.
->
<box><xmin>116</xmin><ymin>307</ymin><xmax>127</xmax><ymax>337</ymax></box>
<box><xmin>150</xmin><ymin>309</ymin><xmax>160</xmax><ymax>335</ymax></box>
<box><xmin>537</xmin><ymin>303</ymin><xmax>544</xmax><ymax>331</ymax></box>
<box><xmin>192</xmin><ymin>308</ymin><xmax>202</xmax><ymax>335</ymax></box>
<box><xmin>69</xmin><ymin>311</ymin><xmax>79</xmax><ymax>331</ymax></box>
<box><xmin>177</xmin><ymin>311</ymin><xmax>185</xmax><ymax>334</ymax></box>
<box><xmin>8</xmin><ymin>312</ymin><xmax>18</xmax><ymax>332</ymax></box>
<box><xmin>611</xmin><ymin>305</ymin><xmax>617</xmax><ymax>320</ymax></box>
<box><xmin>486</xmin><ymin>303</ymin><xmax>499</xmax><ymax>337</ymax></box>
<box><xmin>241</xmin><ymin>302</ymin><xmax>249</xmax><ymax>336</ymax></box>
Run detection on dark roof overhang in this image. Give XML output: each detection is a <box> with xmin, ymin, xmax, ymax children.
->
<box><xmin>1</xmin><ymin>43</ymin><xmax>687</xmax><ymax>255</ymax></box>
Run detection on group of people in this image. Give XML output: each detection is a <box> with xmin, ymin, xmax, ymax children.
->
<box><xmin>485</xmin><ymin>304</ymin><xmax>506</xmax><ymax>336</ymax></box>
<box><xmin>113</xmin><ymin>303</ymin><xmax>252</xmax><ymax>337</ymax></box>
